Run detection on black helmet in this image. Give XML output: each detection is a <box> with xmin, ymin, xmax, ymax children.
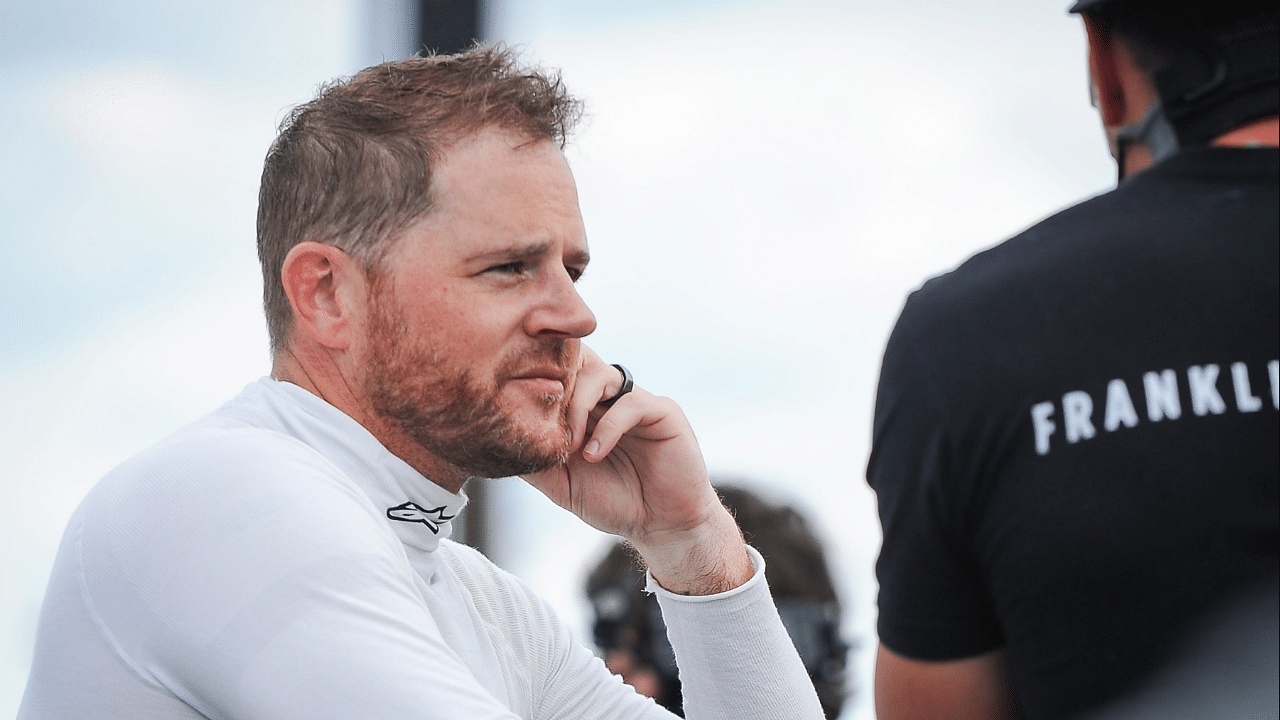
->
<box><xmin>1067</xmin><ymin>0</ymin><xmax>1117</xmax><ymax>11</ymax></box>
<box><xmin>1068</xmin><ymin>0</ymin><xmax>1274</xmax><ymax>14</ymax></box>
<box><xmin>1071</xmin><ymin>0</ymin><xmax>1278</xmax><ymax>158</ymax></box>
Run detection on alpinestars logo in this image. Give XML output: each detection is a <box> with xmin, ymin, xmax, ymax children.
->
<box><xmin>386</xmin><ymin>502</ymin><xmax>456</xmax><ymax>534</ymax></box>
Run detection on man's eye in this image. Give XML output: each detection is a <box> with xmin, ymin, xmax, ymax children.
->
<box><xmin>488</xmin><ymin>262</ymin><xmax>525</xmax><ymax>275</ymax></box>
<box><xmin>566</xmin><ymin>266</ymin><xmax>585</xmax><ymax>282</ymax></box>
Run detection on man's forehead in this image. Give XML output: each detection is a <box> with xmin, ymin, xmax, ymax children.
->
<box><xmin>435</xmin><ymin>126</ymin><xmax>569</xmax><ymax>176</ymax></box>
<box><xmin>427</xmin><ymin>129</ymin><xmax>575</xmax><ymax>207</ymax></box>
<box><xmin>391</xmin><ymin>127</ymin><xmax>587</xmax><ymax>262</ymax></box>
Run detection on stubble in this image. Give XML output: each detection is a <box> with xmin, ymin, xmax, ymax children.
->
<box><xmin>362</xmin><ymin>288</ymin><xmax>574</xmax><ymax>480</ymax></box>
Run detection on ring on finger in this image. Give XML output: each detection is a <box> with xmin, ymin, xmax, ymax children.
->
<box><xmin>600</xmin><ymin>364</ymin><xmax>634</xmax><ymax>407</ymax></box>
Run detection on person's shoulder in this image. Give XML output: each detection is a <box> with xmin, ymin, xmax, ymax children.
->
<box><xmin>895</xmin><ymin>176</ymin><xmax>1162</xmax><ymax>340</ymax></box>
<box><xmin>62</xmin><ymin>418</ymin><xmax>411</xmax><ymax>677</ymax></box>
<box><xmin>76</xmin><ymin>419</ymin><xmax>384</xmax><ymax>571</ymax></box>
<box><xmin>912</xmin><ymin>149</ymin><xmax>1276</xmax><ymax>315</ymax></box>
<box><xmin>877</xmin><ymin>191</ymin><xmax>1132</xmax><ymax>391</ymax></box>
<box><xmin>921</xmin><ymin>200</ymin><xmax>1103</xmax><ymax>300</ymax></box>
<box><xmin>99</xmin><ymin>419</ymin><xmax>346</xmax><ymax>503</ymax></box>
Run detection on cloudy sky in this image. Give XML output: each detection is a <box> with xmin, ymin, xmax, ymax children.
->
<box><xmin>0</xmin><ymin>1</ymin><xmax>1114</xmax><ymax>717</ymax></box>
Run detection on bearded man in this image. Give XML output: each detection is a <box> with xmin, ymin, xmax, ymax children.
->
<box><xmin>17</xmin><ymin>47</ymin><xmax>825</xmax><ymax>720</ymax></box>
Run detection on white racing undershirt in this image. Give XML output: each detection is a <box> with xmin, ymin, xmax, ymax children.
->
<box><xmin>18</xmin><ymin>378</ymin><xmax>823</xmax><ymax>720</ymax></box>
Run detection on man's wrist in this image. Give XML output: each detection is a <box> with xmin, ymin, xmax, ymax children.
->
<box><xmin>631</xmin><ymin>509</ymin><xmax>753</xmax><ymax>596</ymax></box>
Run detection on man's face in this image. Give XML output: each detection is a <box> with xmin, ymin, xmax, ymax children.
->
<box><xmin>358</xmin><ymin>128</ymin><xmax>596</xmax><ymax>481</ymax></box>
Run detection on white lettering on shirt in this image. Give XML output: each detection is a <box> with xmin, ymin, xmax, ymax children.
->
<box><xmin>1144</xmin><ymin>370</ymin><xmax>1182</xmax><ymax>422</ymax></box>
<box><xmin>1231</xmin><ymin>362</ymin><xmax>1263</xmax><ymax>413</ymax></box>
<box><xmin>1104</xmin><ymin>379</ymin><xmax>1140</xmax><ymax>432</ymax></box>
<box><xmin>1269</xmin><ymin>360</ymin><xmax>1279</xmax><ymax>410</ymax></box>
<box><xmin>1063</xmin><ymin>391</ymin><xmax>1096</xmax><ymax>443</ymax></box>
<box><xmin>1029</xmin><ymin>359</ymin><xmax>1277</xmax><ymax>456</ymax></box>
<box><xmin>1188</xmin><ymin>364</ymin><xmax>1227</xmax><ymax>416</ymax></box>
<box><xmin>1031</xmin><ymin>402</ymin><xmax>1056</xmax><ymax>456</ymax></box>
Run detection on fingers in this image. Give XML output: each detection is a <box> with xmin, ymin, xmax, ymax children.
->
<box><xmin>567</xmin><ymin>346</ymin><xmax>630</xmax><ymax>449</ymax></box>
<box><xmin>582</xmin><ymin>388</ymin><xmax>677</xmax><ymax>462</ymax></box>
<box><xmin>566</xmin><ymin>348</ymin><xmax>602</xmax><ymax>448</ymax></box>
<box><xmin>581</xmin><ymin>393</ymin><xmax>635</xmax><ymax>462</ymax></box>
<box><xmin>567</xmin><ymin>346</ymin><xmax>680</xmax><ymax>464</ymax></box>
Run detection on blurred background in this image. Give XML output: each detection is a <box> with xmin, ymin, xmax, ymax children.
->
<box><xmin>0</xmin><ymin>1</ymin><xmax>1115</xmax><ymax>717</ymax></box>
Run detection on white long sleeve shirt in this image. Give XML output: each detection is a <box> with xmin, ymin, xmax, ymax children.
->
<box><xmin>18</xmin><ymin>378</ymin><xmax>823</xmax><ymax>719</ymax></box>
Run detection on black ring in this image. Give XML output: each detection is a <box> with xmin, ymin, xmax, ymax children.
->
<box><xmin>600</xmin><ymin>364</ymin><xmax>634</xmax><ymax>407</ymax></box>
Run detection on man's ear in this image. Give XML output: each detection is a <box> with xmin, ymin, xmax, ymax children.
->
<box><xmin>1083</xmin><ymin>16</ymin><xmax>1127</xmax><ymax>128</ymax></box>
<box><xmin>280</xmin><ymin>242</ymin><xmax>367</xmax><ymax>350</ymax></box>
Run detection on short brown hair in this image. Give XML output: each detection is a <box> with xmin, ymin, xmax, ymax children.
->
<box><xmin>256</xmin><ymin>44</ymin><xmax>584</xmax><ymax>354</ymax></box>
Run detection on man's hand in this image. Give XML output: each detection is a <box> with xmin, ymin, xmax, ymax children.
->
<box><xmin>522</xmin><ymin>347</ymin><xmax>752</xmax><ymax>595</ymax></box>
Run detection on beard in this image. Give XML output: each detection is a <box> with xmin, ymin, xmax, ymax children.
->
<box><xmin>361</xmin><ymin>288</ymin><xmax>574</xmax><ymax>480</ymax></box>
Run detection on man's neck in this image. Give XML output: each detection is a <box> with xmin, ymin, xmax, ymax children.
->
<box><xmin>272</xmin><ymin>347</ymin><xmax>472</xmax><ymax>493</ymax></box>
<box><xmin>1119</xmin><ymin>114</ymin><xmax>1279</xmax><ymax>179</ymax></box>
<box><xmin>1212</xmin><ymin>116</ymin><xmax>1280</xmax><ymax>148</ymax></box>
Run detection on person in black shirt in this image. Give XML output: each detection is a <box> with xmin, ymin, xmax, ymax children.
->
<box><xmin>867</xmin><ymin>2</ymin><xmax>1278</xmax><ymax>719</ymax></box>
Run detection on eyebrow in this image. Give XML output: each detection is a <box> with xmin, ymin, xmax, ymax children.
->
<box><xmin>469</xmin><ymin>241</ymin><xmax>590</xmax><ymax>267</ymax></box>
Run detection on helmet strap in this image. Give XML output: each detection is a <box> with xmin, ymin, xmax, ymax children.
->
<box><xmin>1113</xmin><ymin>99</ymin><xmax>1180</xmax><ymax>180</ymax></box>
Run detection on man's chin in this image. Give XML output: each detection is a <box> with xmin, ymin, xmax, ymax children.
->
<box><xmin>447</xmin><ymin>414</ymin><xmax>572</xmax><ymax>479</ymax></box>
<box><xmin>515</xmin><ymin>423</ymin><xmax>573</xmax><ymax>468</ymax></box>
<box><xmin>458</xmin><ymin>442</ymin><xmax>569</xmax><ymax>479</ymax></box>
<box><xmin>501</xmin><ymin>393</ymin><xmax>571</xmax><ymax>438</ymax></box>
<box><xmin>510</xmin><ymin>451</ymin><xmax>570</xmax><ymax>477</ymax></box>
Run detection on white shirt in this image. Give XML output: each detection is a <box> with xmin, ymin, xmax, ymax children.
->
<box><xmin>18</xmin><ymin>378</ymin><xmax>823</xmax><ymax>719</ymax></box>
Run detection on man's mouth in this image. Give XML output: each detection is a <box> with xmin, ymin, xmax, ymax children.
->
<box><xmin>507</xmin><ymin>368</ymin><xmax>571</xmax><ymax>396</ymax></box>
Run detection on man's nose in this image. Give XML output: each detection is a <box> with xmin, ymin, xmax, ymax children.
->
<box><xmin>525</xmin><ymin>268</ymin><xmax>597</xmax><ymax>339</ymax></box>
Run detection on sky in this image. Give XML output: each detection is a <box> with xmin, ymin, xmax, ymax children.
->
<box><xmin>0</xmin><ymin>1</ymin><xmax>1115</xmax><ymax>717</ymax></box>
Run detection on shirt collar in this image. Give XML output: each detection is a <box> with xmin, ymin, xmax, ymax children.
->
<box><xmin>231</xmin><ymin>377</ymin><xmax>470</xmax><ymax>555</ymax></box>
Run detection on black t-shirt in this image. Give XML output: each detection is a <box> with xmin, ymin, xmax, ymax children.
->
<box><xmin>867</xmin><ymin>148</ymin><xmax>1279</xmax><ymax>720</ymax></box>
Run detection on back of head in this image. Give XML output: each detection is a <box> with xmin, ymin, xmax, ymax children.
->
<box><xmin>1071</xmin><ymin>0</ymin><xmax>1279</xmax><ymax>148</ymax></box>
<box><xmin>256</xmin><ymin>45</ymin><xmax>583</xmax><ymax>354</ymax></box>
<box><xmin>715</xmin><ymin>485</ymin><xmax>840</xmax><ymax>603</ymax></box>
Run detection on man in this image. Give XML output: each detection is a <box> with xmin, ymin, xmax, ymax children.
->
<box><xmin>867</xmin><ymin>2</ymin><xmax>1278</xmax><ymax>719</ymax></box>
<box><xmin>18</xmin><ymin>47</ymin><xmax>825</xmax><ymax>720</ymax></box>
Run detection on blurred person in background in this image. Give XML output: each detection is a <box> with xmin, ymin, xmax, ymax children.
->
<box><xmin>16</xmin><ymin>47</ymin><xmax>826</xmax><ymax>720</ymax></box>
<box><xmin>587</xmin><ymin>484</ymin><xmax>849</xmax><ymax>718</ymax></box>
<box><xmin>866</xmin><ymin>1</ymin><xmax>1277</xmax><ymax>719</ymax></box>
